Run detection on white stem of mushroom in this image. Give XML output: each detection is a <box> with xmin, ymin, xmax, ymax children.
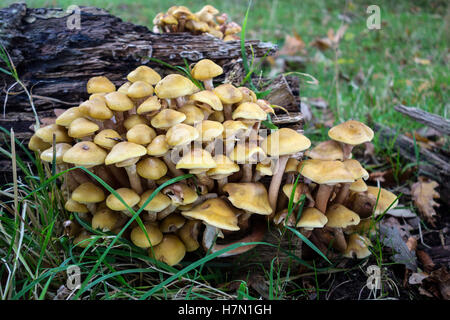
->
<box><xmin>241</xmin><ymin>163</ymin><xmax>253</xmax><ymax>182</ymax></box>
<box><xmin>163</xmin><ymin>152</ymin><xmax>185</xmax><ymax>177</ymax></box>
<box><xmin>267</xmin><ymin>155</ymin><xmax>289</xmax><ymax>215</ymax></box>
<box><xmin>124</xmin><ymin>164</ymin><xmax>143</xmax><ymax>195</ymax></box>
<box><xmin>203</xmin><ymin>78</ymin><xmax>214</xmax><ymax>91</ymax></box>
<box><xmin>175</xmin><ymin>96</ymin><xmax>186</xmax><ymax>108</ymax></box>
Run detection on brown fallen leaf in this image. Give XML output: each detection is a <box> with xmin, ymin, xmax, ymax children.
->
<box><xmin>311</xmin><ymin>25</ymin><xmax>348</xmax><ymax>51</ymax></box>
<box><xmin>419</xmin><ymin>267</ymin><xmax>450</xmax><ymax>300</ymax></box>
<box><xmin>416</xmin><ymin>250</ymin><xmax>436</xmax><ymax>273</ymax></box>
<box><xmin>277</xmin><ymin>31</ymin><xmax>306</xmax><ymax>57</ymax></box>
<box><xmin>411</xmin><ymin>176</ymin><xmax>440</xmax><ymax>227</ymax></box>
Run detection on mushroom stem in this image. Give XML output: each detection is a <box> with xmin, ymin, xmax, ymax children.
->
<box><xmin>157</xmin><ymin>204</ymin><xmax>178</xmax><ymax>220</ymax></box>
<box><xmin>175</xmin><ymin>96</ymin><xmax>186</xmax><ymax>108</ymax></box>
<box><xmin>223</xmin><ymin>104</ymin><xmax>233</xmax><ymax>121</ymax></box>
<box><xmin>341</xmin><ymin>143</ymin><xmax>354</xmax><ymax>160</ymax></box>
<box><xmin>147</xmin><ymin>179</ymin><xmax>157</xmax><ymax>189</ymax></box>
<box><xmin>124</xmin><ymin>164</ymin><xmax>143</xmax><ymax>195</ymax></box>
<box><xmin>144</xmin><ymin>211</ymin><xmax>158</xmax><ymax>222</ymax></box>
<box><xmin>163</xmin><ymin>153</ymin><xmax>185</xmax><ymax>177</ymax></box>
<box><xmin>107</xmin><ymin>165</ymin><xmax>130</xmax><ymax>188</ymax></box>
<box><xmin>195</xmin><ymin>172</ymin><xmax>215</xmax><ymax>191</ymax></box>
<box><xmin>332</xmin><ymin>228</ymin><xmax>347</xmax><ymax>252</ymax></box>
<box><xmin>315</xmin><ymin>184</ymin><xmax>334</xmax><ymax>213</ymax></box>
<box><xmin>203</xmin><ymin>78</ymin><xmax>214</xmax><ymax>91</ymax></box>
<box><xmin>217</xmin><ymin>177</ymin><xmax>228</xmax><ymax>194</ymax></box>
<box><xmin>334</xmin><ymin>182</ymin><xmax>351</xmax><ymax>205</ymax></box>
<box><xmin>241</xmin><ymin>163</ymin><xmax>253</xmax><ymax>182</ymax></box>
<box><xmin>267</xmin><ymin>155</ymin><xmax>289</xmax><ymax>215</ymax></box>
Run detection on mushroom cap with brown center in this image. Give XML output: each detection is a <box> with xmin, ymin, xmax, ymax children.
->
<box><xmin>126</xmin><ymin>124</ymin><xmax>156</xmax><ymax>145</ymax></box>
<box><xmin>261</xmin><ymin>128</ymin><xmax>311</xmax><ymax>157</ymax></box>
<box><xmin>151</xmin><ymin>109</ymin><xmax>186</xmax><ymax>130</ymax></box>
<box><xmin>106</xmin><ymin>188</ymin><xmax>140</xmax><ymax>212</ymax></box>
<box><xmin>232</xmin><ymin>102</ymin><xmax>267</xmax><ymax>121</ymax></box>
<box><xmin>181</xmin><ymin>198</ymin><xmax>239</xmax><ymax>231</ymax></box>
<box><xmin>296</xmin><ymin>207</ymin><xmax>328</xmax><ymax>229</ymax></box>
<box><xmin>223</xmin><ymin>182</ymin><xmax>272</xmax><ymax>215</ymax></box>
<box><xmin>298</xmin><ymin>159</ymin><xmax>354</xmax><ymax>185</ymax></box>
<box><xmin>328</xmin><ymin>120</ymin><xmax>374</xmax><ymax>146</ymax></box>
<box><xmin>165</xmin><ymin>123</ymin><xmax>199</xmax><ymax>147</ymax></box>
<box><xmin>86</xmin><ymin>76</ymin><xmax>116</xmax><ymax>94</ymax></box>
<box><xmin>40</xmin><ymin>143</ymin><xmax>72</xmax><ymax>164</ymax></box>
<box><xmin>213</xmin><ymin>84</ymin><xmax>243</xmax><ymax>105</ymax></box>
<box><xmin>149</xmin><ymin>234</ymin><xmax>186</xmax><ymax>266</ymax></box>
<box><xmin>105</xmin><ymin>142</ymin><xmax>147</xmax><ymax>166</ymax></box>
<box><xmin>155</xmin><ymin>74</ymin><xmax>199</xmax><ymax>99</ymax></box>
<box><xmin>136</xmin><ymin>157</ymin><xmax>168</xmax><ymax>180</ymax></box>
<box><xmin>127</xmin><ymin>66</ymin><xmax>161</xmax><ymax>85</ymax></box>
<box><xmin>189</xmin><ymin>90</ymin><xmax>223</xmax><ymax>111</ymax></box>
<box><xmin>104</xmin><ymin>92</ymin><xmax>135</xmax><ymax>112</ymax></box>
<box><xmin>35</xmin><ymin>124</ymin><xmax>72</xmax><ymax>144</ymax></box>
<box><xmin>191</xmin><ymin>59</ymin><xmax>223</xmax><ymax>81</ymax></box>
<box><xmin>72</xmin><ymin>182</ymin><xmax>105</xmax><ymax>204</ymax></box>
<box><xmin>139</xmin><ymin>189</ymin><xmax>172</xmax><ymax>212</ymax></box>
<box><xmin>305</xmin><ymin>140</ymin><xmax>344</xmax><ymax>161</ymax></box>
<box><xmin>366</xmin><ymin>186</ymin><xmax>399</xmax><ymax>216</ymax></box>
<box><xmin>131</xmin><ymin>223</ymin><xmax>163</xmax><ymax>248</ymax></box>
<box><xmin>94</xmin><ymin>129</ymin><xmax>122</xmax><ymax>150</ymax></box>
<box><xmin>325</xmin><ymin>204</ymin><xmax>360</xmax><ymax>228</ymax></box>
<box><xmin>63</xmin><ymin>141</ymin><xmax>107</xmax><ymax>167</ymax></box>
<box><xmin>176</xmin><ymin>148</ymin><xmax>216</xmax><ymax>171</ymax></box>
<box><xmin>343</xmin><ymin>233</ymin><xmax>372</xmax><ymax>259</ymax></box>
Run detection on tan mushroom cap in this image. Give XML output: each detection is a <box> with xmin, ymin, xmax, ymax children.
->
<box><xmin>296</xmin><ymin>207</ymin><xmax>328</xmax><ymax>229</ymax></box>
<box><xmin>79</xmin><ymin>99</ymin><xmax>113</xmax><ymax>120</ymax></box>
<box><xmin>72</xmin><ymin>182</ymin><xmax>105</xmax><ymax>204</ymax></box>
<box><xmin>273</xmin><ymin>209</ymin><xmax>297</xmax><ymax>227</ymax></box>
<box><xmin>182</xmin><ymin>198</ymin><xmax>239</xmax><ymax>231</ymax></box>
<box><xmin>92</xmin><ymin>206</ymin><xmax>120</xmax><ymax>231</ymax></box>
<box><xmin>256</xmin><ymin>162</ymin><xmax>273</xmax><ymax>177</ymax></box>
<box><xmin>151</xmin><ymin>109</ymin><xmax>186</xmax><ymax>129</ymax></box>
<box><xmin>179</xmin><ymin>104</ymin><xmax>205</xmax><ymax>125</ymax></box>
<box><xmin>149</xmin><ymin>234</ymin><xmax>186</xmax><ymax>266</ymax></box>
<box><xmin>147</xmin><ymin>135</ymin><xmax>169</xmax><ymax>156</ymax></box>
<box><xmin>328</xmin><ymin>120</ymin><xmax>374</xmax><ymax>146</ymax></box>
<box><xmin>131</xmin><ymin>223</ymin><xmax>163</xmax><ymax>248</ymax></box>
<box><xmin>89</xmin><ymin>93</ymin><xmax>108</xmax><ymax>102</ymax></box>
<box><xmin>165</xmin><ymin>123</ymin><xmax>199</xmax><ymax>146</ymax></box>
<box><xmin>176</xmin><ymin>148</ymin><xmax>216</xmax><ymax>171</ymax></box>
<box><xmin>127</xmin><ymin>81</ymin><xmax>154</xmax><ymax>99</ymax></box>
<box><xmin>189</xmin><ymin>90</ymin><xmax>223</xmax><ymax>111</ymax></box>
<box><xmin>177</xmin><ymin>220</ymin><xmax>200</xmax><ymax>252</ymax></box>
<box><xmin>136</xmin><ymin>157</ymin><xmax>168</xmax><ymax>180</ymax></box>
<box><xmin>229</xmin><ymin>143</ymin><xmax>266</xmax><ymax>164</ymax></box>
<box><xmin>160</xmin><ymin>213</ymin><xmax>186</xmax><ymax>233</ymax></box>
<box><xmin>206</xmin><ymin>155</ymin><xmax>239</xmax><ymax>178</ymax></box>
<box><xmin>185</xmin><ymin>19</ymin><xmax>209</xmax><ymax>33</ymax></box>
<box><xmin>68</xmin><ymin>118</ymin><xmax>99</xmax><ymax>138</ymax></box>
<box><xmin>64</xmin><ymin>199</ymin><xmax>89</xmax><ymax>213</ymax></box>
<box><xmin>117</xmin><ymin>82</ymin><xmax>131</xmax><ymax>94</ymax></box>
<box><xmin>195</xmin><ymin>120</ymin><xmax>224</xmax><ymax>142</ymax></box>
<box><xmin>155</xmin><ymin>74</ymin><xmax>199</xmax><ymax>99</ymax></box>
<box><xmin>261</xmin><ymin>128</ymin><xmax>311</xmax><ymax>157</ymax></box>
<box><xmin>55</xmin><ymin>107</ymin><xmax>83</xmax><ymax>127</ymax></box>
<box><xmin>305</xmin><ymin>140</ymin><xmax>344</xmax><ymax>161</ymax></box>
<box><xmin>238</xmin><ymin>87</ymin><xmax>257</xmax><ymax>103</ymax></box>
<box><xmin>222</xmin><ymin>120</ymin><xmax>248</xmax><ymax>139</ymax></box>
<box><xmin>349</xmin><ymin>178</ymin><xmax>368</xmax><ymax>192</ymax></box>
<box><xmin>137</xmin><ymin>96</ymin><xmax>161</xmax><ymax>114</ymax></box>
<box><xmin>285</xmin><ymin>158</ymin><xmax>300</xmax><ymax>173</ymax></box>
<box><xmin>325</xmin><ymin>204</ymin><xmax>360</xmax><ymax>228</ymax></box>
<box><xmin>282</xmin><ymin>183</ymin><xmax>307</xmax><ymax>203</ymax></box>
<box><xmin>298</xmin><ymin>160</ymin><xmax>354</xmax><ymax>185</ymax></box>
<box><xmin>344</xmin><ymin>159</ymin><xmax>369</xmax><ymax>180</ymax></box>
<box><xmin>105</xmin><ymin>142</ymin><xmax>147</xmax><ymax>166</ymax></box>
<box><xmin>366</xmin><ymin>186</ymin><xmax>399</xmax><ymax>216</ymax></box>
<box><xmin>40</xmin><ymin>143</ymin><xmax>72</xmax><ymax>164</ymax></box>
<box><xmin>343</xmin><ymin>234</ymin><xmax>372</xmax><ymax>259</ymax></box>
<box><xmin>223</xmin><ymin>182</ymin><xmax>272</xmax><ymax>215</ymax></box>
<box><xmin>123</xmin><ymin>115</ymin><xmax>149</xmax><ymax>130</ymax></box>
<box><xmin>139</xmin><ymin>189</ymin><xmax>172</xmax><ymax>212</ymax></box>
<box><xmin>63</xmin><ymin>141</ymin><xmax>107</xmax><ymax>167</ymax></box>
<box><xmin>126</xmin><ymin>124</ymin><xmax>156</xmax><ymax>145</ymax></box>
<box><xmin>213</xmin><ymin>84</ymin><xmax>243</xmax><ymax>104</ymax></box>
<box><xmin>106</xmin><ymin>188</ymin><xmax>140</xmax><ymax>212</ymax></box>
<box><xmin>191</xmin><ymin>59</ymin><xmax>223</xmax><ymax>80</ymax></box>
<box><xmin>232</xmin><ymin>102</ymin><xmax>267</xmax><ymax>121</ymax></box>
<box><xmin>94</xmin><ymin>129</ymin><xmax>122</xmax><ymax>150</ymax></box>
<box><xmin>127</xmin><ymin>66</ymin><xmax>161</xmax><ymax>85</ymax></box>
<box><xmin>104</xmin><ymin>92</ymin><xmax>135</xmax><ymax>112</ymax></box>
<box><xmin>163</xmin><ymin>183</ymin><xmax>198</xmax><ymax>205</ymax></box>
<box><xmin>35</xmin><ymin>124</ymin><xmax>72</xmax><ymax>143</ymax></box>
<box><xmin>86</xmin><ymin>76</ymin><xmax>116</xmax><ymax>94</ymax></box>
<box><xmin>28</xmin><ymin>134</ymin><xmax>51</xmax><ymax>152</ymax></box>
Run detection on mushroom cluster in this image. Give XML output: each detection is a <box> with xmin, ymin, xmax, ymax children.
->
<box><xmin>28</xmin><ymin>59</ymin><xmax>397</xmax><ymax>266</ymax></box>
<box><xmin>152</xmin><ymin>5</ymin><xmax>242</xmax><ymax>41</ymax></box>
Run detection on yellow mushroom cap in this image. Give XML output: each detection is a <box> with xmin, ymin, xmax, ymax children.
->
<box><xmin>206</xmin><ymin>155</ymin><xmax>239</xmax><ymax>178</ymax></box>
<box><xmin>92</xmin><ymin>206</ymin><xmax>120</xmax><ymax>231</ymax></box>
<box><xmin>298</xmin><ymin>159</ymin><xmax>354</xmax><ymax>185</ymax></box>
<box><xmin>117</xmin><ymin>82</ymin><xmax>131</xmax><ymax>94</ymax></box>
<box><xmin>139</xmin><ymin>189</ymin><xmax>172</xmax><ymax>212</ymax></box>
<box><xmin>40</xmin><ymin>143</ymin><xmax>72</xmax><ymax>164</ymax></box>
<box><xmin>181</xmin><ymin>198</ymin><xmax>239</xmax><ymax>231</ymax></box>
<box><xmin>366</xmin><ymin>186</ymin><xmax>399</xmax><ymax>216</ymax></box>
<box><xmin>238</xmin><ymin>87</ymin><xmax>257</xmax><ymax>103</ymax></box>
<box><xmin>68</xmin><ymin>117</ymin><xmax>99</xmax><ymax>138</ymax></box>
<box><xmin>64</xmin><ymin>199</ymin><xmax>89</xmax><ymax>213</ymax></box>
<box><xmin>328</xmin><ymin>120</ymin><xmax>374</xmax><ymax>146</ymax></box>
<box><xmin>343</xmin><ymin>234</ymin><xmax>372</xmax><ymax>259</ymax></box>
<box><xmin>189</xmin><ymin>90</ymin><xmax>223</xmax><ymax>111</ymax></box>
<box><xmin>136</xmin><ymin>157</ymin><xmax>168</xmax><ymax>180</ymax></box>
<box><xmin>232</xmin><ymin>102</ymin><xmax>267</xmax><ymax>121</ymax></box>
<box><xmin>55</xmin><ymin>107</ymin><xmax>83</xmax><ymax>127</ymax></box>
<box><xmin>349</xmin><ymin>178</ymin><xmax>368</xmax><ymax>192</ymax></box>
<box><xmin>127</xmin><ymin>65</ymin><xmax>161</xmax><ymax>85</ymax></box>
<box><xmin>94</xmin><ymin>129</ymin><xmax>122</xmax><ymax>150</ymax></box>
<box><xmin>282</xmin><ymin>183</ymin><xmax>307</xmax><ymax>203</ymax></box>
<box><xmin>131</xmin><ymin>223</ymin><xmax>163</xmax><ymax>248</ymax></box>
<box><xmin>177</xmin><ymin>220</ymin><xmax>201</xmax><ymax>252</ymax></box>
<box><xmin>151</xmin><ymin>109</ymin><xmax>186</xmax><ymax>130</ymax></box>
<box><xmin>147</xmin><ymin>135</ymin><xmax>169</xmax><ymax>156</ymax></box>
<box><xmin>149</xmin><ymin>234</ymin><xmax>186</xmax><ymax>266</ymax></box>
<box><xmin>176</xmin><ymin>148</ymin><xmax>216</xmax><ymax>170</ymax></box>
<box><xmin>72</xmin><ymin>182</ymin><xmax>105</xmax><ymax>204</ymax></box>
<box><xmin>213</xmin><ymin>83</ymin><xmax>243</xmax><ymax>104</ymax></box>
<box><xmin>195</xmin><ymin>120</ymin><xmax>224</xmax><ymax>142</ymax></box>
<box><xmin>256</xmin><ymin>162</ymin><xmax>273</xmax><ymax>177</ymax></box>
<box><xmin>79</xmin><ymin>99</ymin><xmax>113</xmax><ymax>120</ymax></box>
<box><xmin>105</xmin><ymin>142</ymin><xmax>147</xmax><ymax>166</ymax></box>
<box><xmin>305</xmin><ymin>140</ymin><xmax>344</xmax><ymax>161</ymax></box>
<box><xmin>222</xmin><ymin>120</ymin><xmax>248</xmax><ymax>139</ymax></box>
<box><xmin>229</xmin><ymin>143</ymin><xmax>266</xmax><ymax>164</ymax></box>
<box><xmin>155</xmin><ymin>74</ymin><xmax>199</xmax><ymax>99</ymax></box>
<box><xmin>104</xmin><ymin>92</ymin><xmax>135</xmax><ymax>112</ymax></box>
<box><xmin>179</xmin><ymin>104</ymin><xmax>205</xmax><ymax>125</ymax></box>
<box><xmin>106</xmin><ymin>188</ymin><xmax>140</xmax><ymax>212</ymax></box>
<box><xmin>163</xmin><ymin>183</ymin><xmax>198</xmax><ymax>205</ymax></box>
<box><xmin>165</xmin><ymin>123</ymin><xmax>199</xmax><ymax>146</ymax></box>
<box><xmin>28</xmin><ymin>134</ymin><xmax>51</xmax><ymax>152</ymax></box>
<box><xmin>63</xmin><ymin>141</ymin><xmax>107</xmax><ymax>167</ymax></box>
<box><xmin>325</xmin><ymin>204</ymin><xmax>360</xmax><ymax>228</ymax></box>
<box><xmin>261</xmin><ymin>128</ymin><xmax>311</xmax><ymax>157</ymax></box>
<box><xmin>86</xmin><ymin>76</ymin><xmax>116</xmax><ymax>94</ymax></box>
<box><xmin>160</xmin><ymin>213</ymin><xmax>186</xmax><ymax>233</ymax></box>
<box><xmin>344</xmin><ymin>159</ymin><xmax>369</xmax><ymax>180</ymax></box>
<box><xmin>123</xmin><ymin>115</ymin><xmax>149</xmax><ymax>130</ymax></box>
<box><xmin>296</xmin><ymin>207</ymin><xmax>328</xmax><ymax>229</ymax></box>
<box><xmin>191</xmin><ymin>59</ymin><xmax>223</xmax><ymax>80</ymax></box>
<box><xmin>127</xmin><ymin>81</ymin><xmax>154</xmax><ymax>99</ymax></box>
<box><xmin>285</xmin><ymin>158</ymin><xmax>300</xmax><ymax>173</ymax></box>
<box><xmin>137</xmin><ymin>96</ymin><xmax>161</xmax><ymax>114</ymax></box>
<box><xmin>126</xmin><ymin>124</ymin><xmax>156</xmax><ymax>145</ymax></box>
<box><xmin>223</xmin><ymin>182</ymin><xmax>272</xmax><ymax>215</ymax></box>
<box><xmin>35</xmin><ymin>124</ymin><xmax>72</xmax><ymax>143</ymax></box>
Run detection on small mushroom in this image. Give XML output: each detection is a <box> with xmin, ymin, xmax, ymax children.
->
<box><xmin>191</xmin><ymin>59</ymin><xmax>223</xmax><ymax>90</ymax></box>
<box><xmin>149</xmin><ymin>234</ymin><xmax>186</xmax><ymax>266</ymax></box>
<box><xmin>328</xmin><ymin>120</ymin><xmax>374</xmax><ymax>159</ymax></box>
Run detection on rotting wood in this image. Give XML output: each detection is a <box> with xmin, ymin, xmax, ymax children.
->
<box><xmin>394</xmin><ymin>105</ymin><xmax>450</xmax><ymax>136</ymax></box>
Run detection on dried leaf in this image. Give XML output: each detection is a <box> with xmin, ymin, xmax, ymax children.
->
<box><xmin>379</xmin><ymin>223</ymin><xmax>417</xmax><ymax>271</ymax></box>
<box><xmin>278</xmin><ymin>33</ymin><xmax>306</xmax><ymax>56</ymax></box>
<box><xmin>411</xmin><ymin>176</ymin><xmax>440</xmax><ymax>227</ymax></box>
<box><xmin>409</xmin><ymin>272</ymin><xmax>429</xmax><ymax>285</ymax></box>
<box><xmin>419</xmin><ymin>267</ymin><xmax>450</xmax><ymax>300</ymax></box>
<box><xmin>417</xmin><ymin>250</ymin><xmax>436</xmax><ymax>273</ymax></box>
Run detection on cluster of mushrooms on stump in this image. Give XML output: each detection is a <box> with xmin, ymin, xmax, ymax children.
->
<box><xmin>28</xmin><ymin>58</ymin><xmax>398</xmax><ymax>266</ymax></box>
<box><xmin>152</xmin><ymin>5</ymin><xmax>242</xmax><ymax>41</ymax></box>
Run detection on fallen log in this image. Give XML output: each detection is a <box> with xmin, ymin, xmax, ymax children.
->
<box><xmin>394</xmin><ymin>105</ymin><xmax>450</xmax><ymax>136</ymax></box>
